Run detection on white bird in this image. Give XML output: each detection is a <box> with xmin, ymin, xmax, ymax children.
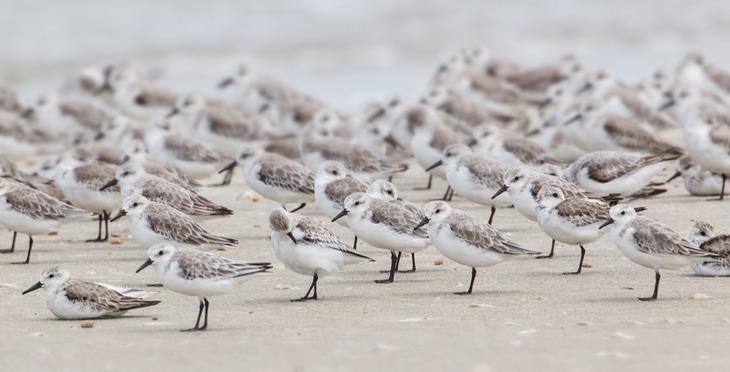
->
<box><xmin>220</xmin><ymin>146</ymin><xmax>314</xmax><ymax>212</ymax></box>
<box><xmin>667</xmin><ymin>156</ymin><xmax>730</xmax><ymax>197</ymax></box>
<box><xmin>110</xmin><ymin>195</ymin><xmax>237</xmax><ymax>249</ymax></box>
<box><xmin>0</xmin><ymin>178</ymin><xmax>89</xmax><ymax>264</ymax></box>
<box><xmin>563</xmin><ymin>151</ymin><xmax>678</xmax><ymax>197</ymax></box>
<box><xmin>22</xmin><ymin>266</ymin><xmax>160</xmax><ymax>320</ymax></box>
<box><xmin>268</xmin><ymin>208</ymin><xmax>373</xmax><ymax>301</ymax></box>
<box><xmin>686</xmin><ymin>220</ymin><xmax>730</xmax><ymax>276</ymax></box>
<box><xmin>332</xmin><ymin>193</ymin><xmax>430</xmax><ymax>284</ymax></box>
<box><xmin>136</xmin><ymin>243</ymin><xmax>271</xmax><ymax>331</ymax></box>
<box><xmin>599</xmin><ymin>204</ymin><xmax>719</xmax><ymax>301</ymax></box>
<box><xmin>426</xmin><ymin>144</ymin><xmax>511</xmax><ymax>224</ymax></box>
<box><xmin>415</xmin><ymin>201</ymin><xmax>539</xmax><ymax>295</ymax></box>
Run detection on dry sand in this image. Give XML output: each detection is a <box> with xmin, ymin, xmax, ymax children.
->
<box><xmin>2</xmin><ymin>137</ymin><xmax>730</xmax><ymax>372</ymax></box>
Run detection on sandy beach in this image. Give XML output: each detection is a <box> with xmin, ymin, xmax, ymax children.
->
<box><xmin>2</xmin><ymin>139</ymin><xmax>730</xmax><ymax>371</ymax></box>
<box><xmin>3</xmin><ymin>0</ymin><xmax>730</xmax><ymax>370</ymax></box>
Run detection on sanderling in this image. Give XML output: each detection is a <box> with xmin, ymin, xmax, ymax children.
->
<box><xmin>686</xmin><ymin>220</ymin><xmax>730</xmax><ymax>276</ymax></box>
<box><xmin>565</xmin><ymin>102</ymin><xmax>684</xmax><ymax>156</ymax></box>
<box><xmin>332</xmin><ymin>193</ymin><xmax>430</xmax><ymax>283</ymax></box>
<box><xmin>100</xmin><ymin>66</ymin><xmax>178</xmax><ymax>120</ymax></box>
<box><xmin>299</xmin><ymin>121</ymin><xmax>408</xmax><ymax>182</ymax></box>
<box><xmin>667</xmin><ymin>156</ymin><xmax>729</xmax><ymax>196</ymax></box>
<box><xmin>426</xmin><ymin>144</ymin><xmax>511</xmax><ymax>224</ymax></box>
<box><xmin>136</xmin><ymin>243</ymin><xmax>272</xmax><ymax>331</ymax></box>
<box><xmin>367</xmin><ymin>180</ymin><xmax>423</xmax><ymax>272</ymax></box>
<box><xmin>415</xmin><ymin>201</ymin><xmax>539</xmax><ymax>294</ymax></box>
<box><xmin>101</xmin><ymin>161</ymin><xmax>232</xmax><ymax>218</ymax></box>
<box><xmin>599</xmin><ymin>204</ymin><xmax>719</xmax><ymax>301</ymax></box>
<box><xmin>492</xmin><ymin>167</ymin><xmax>615</xmax><ymax>258</ymax></box>
<box><xmin>473</xmin><ymin>125</ymin><xmax>566</xmax><ymax>170</ymax></box>
<box><xmin>24</xmin><ymin>93</ymin><xmax>109</xmax><ymax>136</ymax></box>
<box><xmin>220</xmin><ymin>146</ymin><xmax>314</xmax><ymax>212</ymax></box>
<box><xmin>0</xmin><ymin>178</ymin><xmax>89</xmax><ymax>264</ymax></box>
<box><xmin>563</xmin><ymin>151</ymin><xmax>679</xmax><ymax>196</ymax></box>
<box><xmin>22</xmin><ymin>266</ymin><xmax>160</xmax><ymax>319</ymax></box>
<box><xmin>407</xmin><ymin>105</ymin><xmax>472</xmax><ymax>194</ymax></box>
<box><xmin>56</xmin><ymin>160</ymin><xmax>122</xmax><ymax>242</ymax></box>
<box><xmin>122</xmin><ymin>141</ymin><xmax>203</xmax><ymax>190</ymax></box>
<box><xmin>314</xmin><ymin>161</ymin><xmax>368</xmax><ymax>246</ymax></box>
<box><xmin>535</xmin><ymin>185</ymin><xmax>646</xmax><ymax>274</ymax></box>
<box><xmin>166</xmin><ymin>95</ymin><xmax>266</xmax><ymax>157</ymax></box>
<box><xmin>675</xmin><ymin>90</ymin><xmax>730</xmax><ymax>199</ymax></box>
<box><xmin>269</xmin><ymin>208</ymin><xmax>373</xmax><ymax>301</ymax></box>
<box><xmin>110</xmin><ymin>195</ymin><xmax>237</xmax><ymax>249</ymax></box>
<box><xmin>144</xmin><ymin>123</ymin><xmax>234</xmax><ymax>185</ymax></box>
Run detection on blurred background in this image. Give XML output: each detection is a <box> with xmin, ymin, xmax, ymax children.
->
<box><xmin>1</xmin><ymin>0</ymin><xmax>729</xmax><ymax>106</ymax></box>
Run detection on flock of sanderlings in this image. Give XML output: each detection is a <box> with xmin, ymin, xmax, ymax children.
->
<box><xmin>2</xmin><ymin>48</ymin><xmax>730</xmax><ymax>331</ymax></box>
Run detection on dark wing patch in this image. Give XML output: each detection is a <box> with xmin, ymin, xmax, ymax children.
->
<box><xmin>258</xmin><ymin>155</ymin><xmax>315</xmax><ymax>194</ymax></box>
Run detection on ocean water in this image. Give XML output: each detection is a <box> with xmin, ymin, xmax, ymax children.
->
<box><xmin>1</xmin><ymin>0</ymin><xmax>729</xmax><ymax>106</ymax></box>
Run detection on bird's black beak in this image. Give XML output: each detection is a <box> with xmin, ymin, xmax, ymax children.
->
<box><xmin>665</xmin><ymin>171</ymin><xmax>682</xmax><ymax>184</ymax></box>
<box><xmin>332</xmin><ymin>209</ymin><xmax>348</xmax><ymax>222</ymax></box>
<box><xmin>425</xmin><ymin>160</ymin><xmax>443</xmax><ymax>172</ymax></box>
<box><xmin>525</xmin><ymin>127</ymin><xmax>541</xmax><ymax>137</ymax></box>
<box><xmin>598</xmin><ymin>217</ymin><xmax>614</xmax><ymax>230</ymax></box>
<box><xmin>99</xmin><ymin>178</ymin><xmax>118</xmax><ymax>191</ymax></box>
<box><xmin>633</xmin><ymin>207</ymin><xmax>647</xmax><ymax>213</ymax></box>
<box><xmin>22</xmin><ymin>281</ymin><xmax>42</xmax><ymax>295</ymax></box>
<box><xmin>218</xmin><ymin>160</ymin><xmax>238</xmax><ymax>174</ymax></box>
<box><xmin>110</xmin><ymin>209</ymin><xmax>127</xmax><ymax>222</ymax></box>
<box><xmin>492</xmin><ymin>185</ymin><xmax>509</xmax><ymax>199</ymax></box>
<box><xmin>166</xmin><ymin>108</ymin><xmax>179</xmax><ymax>118</ymax></box>
<box><xmin>383</xmin><ymin>133</ymin><xmax>402</xmax><ymax>149</ymax></box>
<box><xmin>538</xmin><ymin>98</ymin><xmax>551</xmax><ymax>110</ymax></box>
<box><xmin>367</xmin><ymin>107</ymin><xmax>386</xmax><ymax>123</ymax></box>
<box><xmin>577</xmin><ymin>82</ymin><xmax>592</xmax><ymax>94</ymax></box>
<box><xmin>136</xmin><ymin>258</ymin><xmax>153</xmax><ymax>273</ymax></box>
<box><xmin>21</xmin><ymin>108</ymin><xmax>34</xmax><ymax>119</ymax></box>
<box><xmin>564</xmin><ymin>113</ymin><xmax>582</xmax><ymax>125</ymax></box>
<box><xmin>286</xmin><ymin>232</ymin><xmax>297</xmax><ymax>244</ymax></box>
<box><xmin>218</xmin><ymin>77</ymin><xmax>234</xmax><ymax>89</ymax></box>
<box><xmin>659</xmin><ymin>98</ymin><xmax>675</xmax><ymax>111</ymax></box>
<box><xmin>414</xmin><ymin>216</ymin><xmax>430</xmax><ymax>231</ymax></box>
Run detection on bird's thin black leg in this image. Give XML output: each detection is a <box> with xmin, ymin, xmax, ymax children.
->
<box><xmin>215</xmin><ymin>168</ymin><xmax>234</xmax><ymax>186</ymax></box>
<box><xmin>200</xmin><ymin>299</ymin><xmax>209</xmax><ymax>330</ymax></box>
<box><xmin>442</xmin><ymin>186</ymin><xmax>453</xmax><ymax>201</ymax></box>
<box><xmin>86</xmin><ymin>214</ymin><xmax>105</xmax><ymax>242</ymax></box>
<box><xmin>0</xmin><ymin>231</ymin><xmax>17</xmax><ymax>254</ymax></box>
<box><xmin>488</xmin><ymin>206</ymin><xmax>496</xmax><ymax>225</ymax></box>
<box><xmin>289</xmin><ymin>203</ymin><xmax>307</xmax><ymax>213</ymax></box>
<box><xmin>399</xmin><ymin>253</ymin><xmax>417</xmax><ymax>273</ymax></box>
<box><xmin>292</xmin><ymin>274</ymin><xmax>318</xmax><ymax>302</ymax></box>
<box><xmin>455</xmin><ymin>267</ymin><xmax>477</xmax><ymax>295</ymax></box>
<box><xmin>352</xmin><ymin>236</ymin><xmax>358</xmax><ymax>250</ymax></box>
<box><xmin>563</xmin><ymin>245</ymin><xmax>586</xmax><ymax>275</ymax></box>
<box><xmin>376</xmin><ymin>251</ymin><xmax>398</xmax><ymax>283</ymax></box>
<box><xmin>183</xmin><ymin>299</ymin><xmax>205</xmax><ymax>331</ymax></box>
<box><xmin>639</xmin><ymin>270</ymin><xmax>660</xmax><ymax>301</ymax></box>
<box><xmin>414</xmin><ymin>174</ymin><xmax>433</xmax><ymax>190</ymax></box>
<box><xmin>12</xmin><ymin>235</ymin><xmax>32</xmax><ymax>265</ymax></box>
<box><xmin>103</xmin><ymin>211</ymin><xmax>110</xmax><ymax>241</ymax></box>
<box><xmin>537</xmin><ymin>239</ymin><xmax>556</xmax><ymax>259</ymax></box>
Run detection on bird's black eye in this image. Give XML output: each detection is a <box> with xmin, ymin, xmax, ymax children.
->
<box><xmin>620</xmin><ymin>211</ymin><xmax>625</xmax><ymax>216</ymax></box>
<box><xmin>435</xmin><ymin>209</ymin><xmax>441</xmax><ymax>214</ymax></box>
<box><xmin>158</xmin><ymin>251</ymin><xmax>164</xmax><ymax>256</ymax></box>
<box><xmin>552</xmin><ymin>193</ymin><xmax>558</xmax><ymax>198</ymax></box>
<box><xmin>48</xmin><ymin>274</ymin><xmax>54</xmax><ymax>278</ymax></box>
<box><xmin>387</xmin><ymin>190</ymin><xmax>393</xmax><ymax>195</ymax></box>
<box><xmin>513</xmin><ymin>176</ymin><xmax>520</xmax><ymax>182</ymax></box>
<box><xmin>331</xmin><ymin>170</ymin><xmax>338</xmax><ymax>175</ymax></box>
<box><xmin>122</xmin><ymin>171</ymin><xmax>129</xmax><ymax>176</ymax></box>
<box><xmin>132</xmin><ymin>202</ymin><xmax>138</xmax><ymax>207</ymax></box>
<box><xmin>700</xmin><ymin>231</ymin><xmax>706</xmax><ymax>236</ymax></box>
<box><xmin>354</xmin><ymin>201</ymin><xmax>360</xmax><ymax>206</ymax></box>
